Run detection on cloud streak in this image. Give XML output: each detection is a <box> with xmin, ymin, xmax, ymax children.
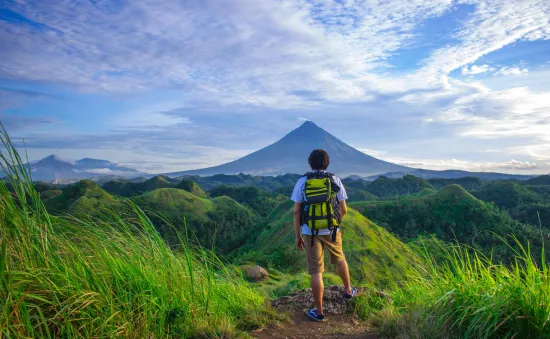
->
<box><xmin>1</xmin><ymin>0</ymin><xmax>550</xmax><ymax>174</ymax></box>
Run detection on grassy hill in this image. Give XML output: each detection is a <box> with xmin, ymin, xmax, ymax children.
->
<box><xmin>209</xmin><ymin>185</ymin><xmax>286</xmax><ymax>217</ymax></box>
<box><xmin>351</xmin><ymin>185</ymin><xmax>549</xmax><ymax>263</ymax></box>
<box><xmin>0</xmin><ymin>128</ymin><xmax>272</xmax><ymax>338</ymax></box>
<box><xmin>348</xmin><ymin>189</ymin><xmax>379</xmax><ymax>202</ymax></box>
<box><xmin>102</xmin><ymin>175</ymin><xmax>177</xmax><ymax>197</ymax></box>
<box><xmin>366</xmin><ymin>174</ymin><xmax>434</xmax><ymax>198</ymax></box>
<box><xmin>523</xmin><ymin>174</ymin><xmax>550</xmax><ymax>186</ymax></box>
<box><xmin>472</xmin><ymin>181</ymin><xmax>542</xmax><ymax>210</ymax></box>
<box><xmin>133</xmin><ymin>188</ymin><xmax>261</xmax><ymax>254</ymax></box>
<box><xmin>427</xmin><ymin>176</ymin><xmax>482</xmax><ymax>190</ymax></box>
<box><xmin>242</xmin><ymin>201</ymin><xmax>423</xmax><ymax>287</ymax></box>
<box><xmin>43</xmin><ymin>179</ymin><xmax>118</xmax><ymax>216</ymax></box>
<box><xmin>472</xmin><ymin>181</ymin><xmax>550</xmax><ymax>227</ymax></box>
<box><xmin>180</xmin><ymin>173</ymin><xmax>302</xmax><ymax>191</ymax></box>
<box><xmin>175</xmin><ymin>179</ymin><xmax>207</xmax><ymax>198</ymax></box>
<box><xmin>414</xmin><ymin>187</ymin><xmax>437</xmax><ymax>197</ymax></box>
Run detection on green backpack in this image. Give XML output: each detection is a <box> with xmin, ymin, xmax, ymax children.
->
<box><xmin>301</xmin><ymin>171</ymin><xmax>341</xmax><ymax>246</ymax></box>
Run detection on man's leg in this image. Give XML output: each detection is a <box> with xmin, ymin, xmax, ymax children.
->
<box><xmin>336</xmin><ymin>260</ymin><xmax>352</xmax><ymax>294</ymax></box>
<box><xmin>327</xmin><ymin>232</ymin><xmax>352</xmax><ymax>294</ymax></box>
<box><xmin>303</xmin><ymin>235</ymin><xmax>325</xmax><ymax>315</ymax></box>
<box><xmin>311</xmin><ymin>273</ymin><xmax>324</xmax><ymax>315</ymax></box>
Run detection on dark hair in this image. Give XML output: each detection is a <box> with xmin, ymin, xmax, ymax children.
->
<box><xmin>308</xmin><ymin>149</ymin><xmax>330</xmax><ymax>170</ymax></box>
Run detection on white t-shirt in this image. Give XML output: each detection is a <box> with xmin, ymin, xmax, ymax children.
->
<box><xmin>290</xmin><ymin>171</ymin><xmax>348</xmax><ymax>235</ymax></box>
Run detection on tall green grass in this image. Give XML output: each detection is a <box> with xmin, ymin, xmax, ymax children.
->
<box><xmin>0</xmin><ymin>126</ymin><xmax>272</xmax><ymax>338</ymax></box>
<box><xmin>366</xmin><ymin>237</ymin><xmax>550</xmax><ymax>339</ymax></box>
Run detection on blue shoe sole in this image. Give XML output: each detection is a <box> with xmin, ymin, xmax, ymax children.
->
<box><xmin>344</xmin><ymin>288</ymin><xmax>358</xmax><ymax>301</ymax></box>
<box><xmin>306</xmin><ymin>310</ymin><xmax>325</xmax><ymax>322</ymax></box>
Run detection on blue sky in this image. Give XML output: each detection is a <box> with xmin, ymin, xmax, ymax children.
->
<box><xmin>1</xmin><ymin>0</ymin><xmax>550</xmax><ymax>174</ymax></box>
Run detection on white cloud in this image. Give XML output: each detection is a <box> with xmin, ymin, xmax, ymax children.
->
<box><xmin>298</xmin><ymin>117</ymin><xmax>310</xmax><ymax>122</ymax></box>
<box><xmin>494</xmin><ymin>66</ymin><xmax>529</xmax><ymax>76</ymax></box>
<box><xmin>412</xmin><ymin>0</ymin><xmax>550</xmax><ymax>87</ymax></box>
<box><xmin>461</xmin><ymin>64</ymin><xmax>495</xmax><ymax>75</ymax></box>
<box><xmin>2</xmin><ymin>0</ymin><xmax>550</xmax><ymax>173</ymax></box>
<box><xmin>499</xmin><ymin>160</ymin><xmax>538</xmax><ymax>170</ymax></box>
<box><xmin>112</xmin><ymin>102</ymin><xmax>191</xmax><ymax>129</ymax></box>
<box><xmin>0</xmin><ymin>0</ymin><xmax>456</xmax><ymax>106</ymax></box>
<box><xmin>381</xmin><ymin>157</ymin><xmax>543</xmax><ymax>173</ymax></box>
<box><xmin>25</xmin><ymin>145</ymin><xmax>254</xmax><ymax>174</ymax></box>
<box><xmin>357</xmin><ymin>148</ymin><xmax>387</xmax><ymax>157</ymax></box>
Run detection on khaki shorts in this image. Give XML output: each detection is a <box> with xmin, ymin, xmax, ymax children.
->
<box><xmin>302</xmin><ymin>232</ymin><xmax>346</xmax><ymax>275</ymax></box>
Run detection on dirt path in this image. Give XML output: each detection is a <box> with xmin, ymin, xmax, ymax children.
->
<box><xmin>251</xmin><ymin>310</ymin><xmax>380</xmax><ymax>339</ymax></box>
<box><xmin>250</xmin><ymin>286</ymin><xmax>381</xmax><ymax>339</ymax></box>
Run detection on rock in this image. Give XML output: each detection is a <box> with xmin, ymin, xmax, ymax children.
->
<box><xmin>271</xmin><ymin>285</ymin><xmax>355</xmax><ymax>315</ymax></box>
<box><xmin>271</xmin><ymin>285</ymin><xmax>392</xmax><ymax>315</ymax></box>
<box><xmin>248</xmin><ymin>265</ymin><xmax>269</xmax><ymax>281</ymax></box>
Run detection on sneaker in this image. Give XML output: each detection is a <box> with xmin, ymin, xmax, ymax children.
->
<box><xmin>344</xmin><ymin>287</ymin><xmax>358</xmax><ymax>300</ymax></box>
<box><xmin>306</xmin><ymin>308</ymin><xmax>325</xmax><ymax>322</ymax></box>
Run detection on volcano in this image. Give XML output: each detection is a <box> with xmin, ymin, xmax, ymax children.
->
<box><xmin>168</xmin><ymin>121</ymin><xmax>411</xmax><ymax>177</ymax></box>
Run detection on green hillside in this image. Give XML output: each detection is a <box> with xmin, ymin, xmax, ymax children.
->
<box><xmin>133</xmin><ymin>188</ymin><xmax>261</xmax><ymax>254</ymax></box>
<box><xmin>427</xmin><ymin>176</ymin><xmax>482</xmax><ymax>190</ymax></box>
<box><xmin>366</xmin><ymin>175</ymin><xmax>434</xmax><ymax>198</ymax></box>
<box><xmin>209</xmin><ymin>185</ymin><xmax>285</xmax><ymax>216</ymax></box>
<box><xmin>175</xmin><ymin>179</ymin><xmax>208</xmax><ymax>198</ymax></box>
<box><xmin>182</xmin><ymin>173</ymin><xmax>302</xmax><ymax>191</ymax></box>
<box><xmin>102</xmin><ymin>175</ymin><xmax>176</xmax><ymax>196</ymax></box>
<box><xmin>472</xmin><ymin>181</ymin><xmax>550</xmax><ymax>227</ymax></box>
<box><xmin>472</xmin><ymin>181</ymin><xmax>542</xmax><ymax>210</ymax></box>
<box><xmin>348</xmin><ymin>189</ymin><xmax>378</xmax><ymax>202</ymax></box>
<box><xmin>243</xmin><ymin>201</ymin><xmax>423</xmax><ymax>287</ymax></box>
<box><xmin>1</xmin><ymin>151</ymin><xmax>271</xmax><ymax>338</ymax></box>
<box><xmin>351</xmin><ymin>185</ymin><xmax>549</xmax><ymax>263</ymax></box>
<box><xmin>414</xmin><ymin>187</ymin><xmax>436</xmax><ymax>197</ymax></box>
<box><xmin>523</xmin><ymin>174</ymin><xmax>550</xmax><ymax>186</ymax></box>
<box><xmin>44</xmin><ymin>179</ymin><xmax>118</xmax><ymax>216</ymax></box>
<box><xmin>344</xmin><ymin>175</ymin><xmax>436</xmax><ymax>201</ymax></box>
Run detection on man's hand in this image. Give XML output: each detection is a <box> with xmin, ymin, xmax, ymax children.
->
<box><xmin>296</xmin><ymin>236</ymin><xmax>305</xmax><ymax>250</ymax></box>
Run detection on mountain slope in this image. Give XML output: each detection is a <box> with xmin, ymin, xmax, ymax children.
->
<box><xmin>43</xmin><ymin>179</ymin><xmax>118</xmax><ymax>216</ymax></box>
<box><xmin>350</xmin><ymin>185</ymin><xmax>549</xmax><ymax>263</ymax></box>
<box><xmin>244</xmin><ymin>201</ymin><xmax>423</xmax><ymax>287</ymax></box>
<box><xmin>132</xmin><ymin>188</ymin><xmax>262</xmax><ymax>254</ymax></box>
<box><xmin>523</xmin><ymin>175</ymin><xmax>550</xmax><ymax>186</ymax></box>
<box><xmin>22</xmin><ymin>155</ymin><xmax>143</xmax><ymax>182</ymax></box>
<box><xmin>366</xmin><ymin>169</ymin><xmax>536</xmax><ymax>181</ymax></box>
<box><xmin>167</xmin><ymin>121</ymin><xmax>411</xmax><ymax>177</ymax></box>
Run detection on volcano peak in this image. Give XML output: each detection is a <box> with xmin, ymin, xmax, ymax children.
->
<box><xmin>168</xmin><ymin>122</ymin><xmax>411</xmax><ymax>177</ymax></box>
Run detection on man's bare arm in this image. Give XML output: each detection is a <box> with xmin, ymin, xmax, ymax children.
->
<box><xmin>294</xmin><ymin>202</ymin><xmax>304</xmax><ymax>250</ymax></box>
<box><xmin>339</xmin><ymin>200</ymin><xmax>347</xmax><ymax>219</ymax></box>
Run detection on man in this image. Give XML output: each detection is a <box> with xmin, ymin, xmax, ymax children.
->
<box><xmin>290</xmin><ymin>149</ymin><xmax>357</xmax><ymax>322</ymax></box>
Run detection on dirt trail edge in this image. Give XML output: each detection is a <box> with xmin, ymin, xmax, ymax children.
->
<box><xmin>251</xmin><ymin>286</ymin><xmax>381</xmax><ymax>339</ymax></box>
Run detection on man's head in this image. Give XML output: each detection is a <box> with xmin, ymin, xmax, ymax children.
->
<box><xmin>308</xmin><ymin>149</ymin><xmax>330</xmax><ymax>171</ymax></box>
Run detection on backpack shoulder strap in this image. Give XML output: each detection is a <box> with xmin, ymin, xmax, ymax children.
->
<box><xmin>327</xmin><ymin>173</ymin><xmax>341</xmax><ymax>193</ymax></box>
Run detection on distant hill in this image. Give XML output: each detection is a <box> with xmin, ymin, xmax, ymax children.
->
<box><xmin>175</xmin><ymin>179</ymin><xmax>208</xmax><ymax>198</ymax></box>
<box><xmin>102</xmin><ymin>175</ymin><xmax>181</xmax><ymax>197</ymax></box>
<box><xmin>471</xmin><ymin>181</ymin><xmax>550</xmax><ymax>227</ymax></box>
<box><xmin>209</xmin><ymin>185</ymin><xmax>286</xmax><ymax>217</ymax></box>
<box><xmin>366</xmin><ymin>174</ymin><xmax>434</xmax><ymax>198</ymax></box>
<box><xmin>350</xmin><ymin>185</ymin><xmax>549</xmax><ymax>263</ymax></box>
<box><xmin>427</xmin><ymin>177</ymin><xmax>482</xmax><ymax>190</ymax></box>
<box><xmin>366</xmin><ymin>169</ymin><xmax>536</xmax><ymax>181</ymax></box>
<box><xmin>166</xmin><ymin>121</ymin><xmax>411</xmax><ymax>177</ymax></box>
<box><xmin>242</xmin><ymin>201</ymin><xmax>423</xmax><ymax>287</ymax></box>
<box><xmin>21</xmin><ymin>155</ymin><xmax>144</xmax><ymax>182</ymax></box>
<box><xmin>523</xmin><ymin>175</ymin><xmax>550</xmax><ymax>186</ymax></box>
<box><xmin>175</xmin><ymin>173</ymin><xmax>303</xmax><ymax>191</ymax></box>
<box><xmin>133</xmin><ymin>188</ymin><xmax>261</xmax><ymax>254</ymax></box>
<box><xmin>43</xmin><ymin>179</ymin><xmax>118</xmax><ymax>216</ymax></box>
<box><xmin>343</xmin><ymin>174</ymin><xmax>434</xmax><ymax>201</ymax></box>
